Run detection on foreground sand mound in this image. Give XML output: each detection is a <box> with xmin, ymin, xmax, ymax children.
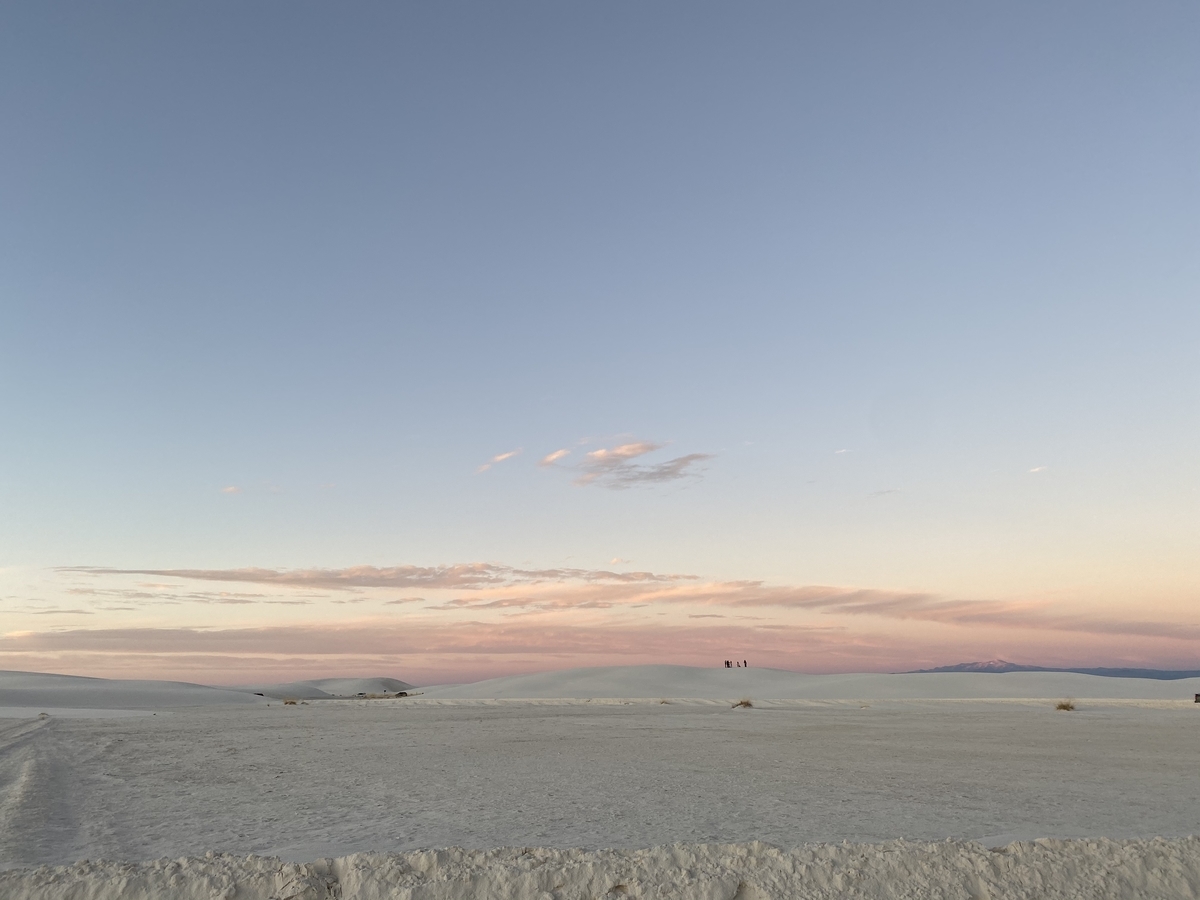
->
<box><xmin>5</xmin><ymin>838</ymin><xmax>1199</xmax><ymax>899</ymax></box>
<box><xmin>0</xmin><ymin>670</ymin><xmax>261</xmax><ymax>709</ymax></box>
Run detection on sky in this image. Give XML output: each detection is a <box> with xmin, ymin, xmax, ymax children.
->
<box><xmin>1</xmin><ymin>2</ymin><xmax>1198</xmax><ymax>685</ymax></box>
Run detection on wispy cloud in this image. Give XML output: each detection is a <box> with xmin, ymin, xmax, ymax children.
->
<box><xmin>574</xmin><ymin>441</ymin><xmax>714</xmax><ymax>489</ymax></box>
<box><xmin>0</xmin><ymin>619</ymin><xmax>842</xmax><ymax>661</ymax></box>
<box><xmin>539</xmin><ymin>449</ymin><xmax>571</xmax><ymax>466</ymax></box>
<box><xmin>220</xmin><ymin>486</ymin><xmax>241</xmax><ymax>494</ymax></box>
<box><xmin>61</xmin><ymin>564</ymin><xmax>695</xmax><ymax>591</ymax></box>
<box><xmin>29</xmin><ymin>608</ymin><xmax>94</xmax><ymax>615</ymax></box>
<box><xmin>477</xmin><ymin>448</ymin><xmax>522</xmax><ymax>473</ymax></box>
<box><xmin>64</xmin><ymin>586</ymin><xmax>304</xmax><ymax>606</ymax></box>
<box><xmin>51</xmin><ymin>563</ymin><xmax>1200</xmax><ymax>649</ymax></box>
<box><xmin>1029</xmin><ymin>466</ymin><xmax>1048</xmax><ymax>473</ymax></box>
<box><xmin>17</xmin><ymin>558</ymin><xmax>1200</xmax><ymax>684</ymax></box>
<box><xmin>686</xmin><ymin>584</ymin><xmax>1200</xmax><ymax>642</ymax></box>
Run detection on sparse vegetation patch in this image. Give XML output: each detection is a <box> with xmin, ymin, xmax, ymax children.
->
<box><xmin>732</xmin><ymin>699</ymin><xmax>753</xmax><ymax>708</ymax></box>
<box><xmin>1056</xmin><ymin>700</ymin><xmax>1076</xmax><ymax>711</ymax></box>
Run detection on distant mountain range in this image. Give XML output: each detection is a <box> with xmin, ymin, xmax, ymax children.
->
<box><xmin>905</xmin><ymin>659</ymin><xmax>1200</xmax><ymax>680</ymax></box>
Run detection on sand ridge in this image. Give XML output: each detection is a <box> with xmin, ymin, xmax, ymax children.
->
<box><xmin>6</xmin><ymin>838</ymin><xmax>1200</xmax><ymax>899</ymax></box>
<box><xmin>5</xmin><ymin>665</ymin><xmax>1200</xmax><ymax>710</ymax></box>
<box><xmin>0</xmin><ymin>670</ymin><xmax>262</xmax><ymax>710</ymax></box>
<box><xmin>417</xmin><ymin>663</ymin><xmax>1200</xmax><ymax>701</ymax></box>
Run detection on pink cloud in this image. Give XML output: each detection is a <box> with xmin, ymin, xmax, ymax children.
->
<box><xmin>39</xmin><ymin>562</ymin><xmax>1200</xmax><ymax>685</ymax></box>
<box><xmin>0</xmin><ymin>617</ymin><xmax>837</xmax><ymax>664</ymax></box>
<box><xmin>574</xmin><ymin>441</ymin><xmax>713</xmax><ymax>489</ymax></box>
<box><xmin>58</xmin><ymin>565</ymin><xmax>1200</xmax><ymax>642</ymax></box>
<box><xmin>478</xmin><ymin>448</ymin><xmax>522</xmax><ymax>472</ymax></box>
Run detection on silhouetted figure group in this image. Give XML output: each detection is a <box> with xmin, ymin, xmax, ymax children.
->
<box><xmin>723</xmin><ymin>660</ymin><xmax>747</xmax><ymax>668</ymax></box>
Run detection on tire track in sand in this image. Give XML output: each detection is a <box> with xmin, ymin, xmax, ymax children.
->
<box><xmin>0</xmin><ymin>717</ymin><xmax>84</xmax><ymax>867</ymax></box>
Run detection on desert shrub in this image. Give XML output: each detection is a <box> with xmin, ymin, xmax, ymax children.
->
<box><xmin>1056</xmin><ymin>700</ymin><xmax>1076</xmax><ymax>711</ymax></box>
<box><xmin>283</xmin><ymin>698</ymin><xmax>298</xmax><ymax>706</ymax></box>
<box><xmin>732</xmin><ymin>699</ymin><xmax>753</xmax><ymax>708</ymax></box>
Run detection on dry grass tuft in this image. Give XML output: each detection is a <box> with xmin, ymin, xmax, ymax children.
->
<box><xmin>659</xmin><ymin>699</ymin><xmax>671</xmax><ymax>705</ymax></box>
<box><xmin>1056</xmin><ymin>700</ymin><xmax>1076</xmax><ymax>711</ymax></box>
<box><xmin>282</xmin><ymin>698</ymin><xmax>298</xmax><ymax>706</ymax></box>
<box><xmin>732</xmin><ymin>698</ymin><xmax>754</xmax><ymax>708</ymax></box>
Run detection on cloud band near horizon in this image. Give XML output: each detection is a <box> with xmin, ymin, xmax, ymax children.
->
<box><xmin>49</xmin><ymin>564</ymin><xmax>1200</xmax><ymax>642</ymax></box>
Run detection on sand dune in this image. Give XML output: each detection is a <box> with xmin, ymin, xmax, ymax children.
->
<box><xmin>235</xmin><ymin>677</ymin><xmax>416</xmax><ymax>700</ymax></box>
<box><xmin>0</xmin><ymin>670</ymin><xmax>262</xmax><ymax>711</ymax></box>
<box><xmin>420</xmin><ymin>663</ymin><xmax>1200</xmax><ymax>700</ymax></box>
<box><xmin>6</xmin><ymin>665</ymin><xmax>1196</xmax><ymax>709</ymax></box>
<box><xmin>0</xmin><ymin>671</ymin><xmax>418</xmax><ymax>711</ymax></box>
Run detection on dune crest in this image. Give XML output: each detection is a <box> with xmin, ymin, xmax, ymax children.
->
<box><xmin>6</xmin><ymin>838</ymin><xmax>1200</xmax><ymax>899</ymax></box>
<box><xmin>418</xmin><ymin>664</ymin><xmax>1200</xmax><ymax>701</ymax></box>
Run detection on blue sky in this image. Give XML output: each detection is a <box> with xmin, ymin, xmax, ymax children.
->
<box><xmin>2</xmin><ymin>3</ymin><xmax>1197</xmax><ymax>682</ymax></box>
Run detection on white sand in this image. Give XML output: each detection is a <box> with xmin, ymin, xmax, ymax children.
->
<box><xmin>236</xmin><ymin>677</ymin><xmax>416</xmax><ymax>701</ymax></box>
<box><xmin>0</xmin><ymin>670</ymin><xmax>417</xmax><ymax>710</ymax></box>
<box><xmin>0</xmin><ymin>708</ymin><xmax>157</xmax><ymax>719</ymax></box>
<box><xmin>419</xmin><ymin>663</ymin><xmax>1200</xmax><ymax>701</ymax></box>
<box><xmin>2</xmin><ymin>665</ymin><xmax>1199</xmax><ymax>897</ymax></box>
<box><xmin>0</xmin><ymin>670</ymin><xmax>263</xmax><ymax>710</ymax></box>
<box><xmin>6</xmin><ymin>838</ymin><xmax>1200</xmax><ymax>899</ymax></box>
